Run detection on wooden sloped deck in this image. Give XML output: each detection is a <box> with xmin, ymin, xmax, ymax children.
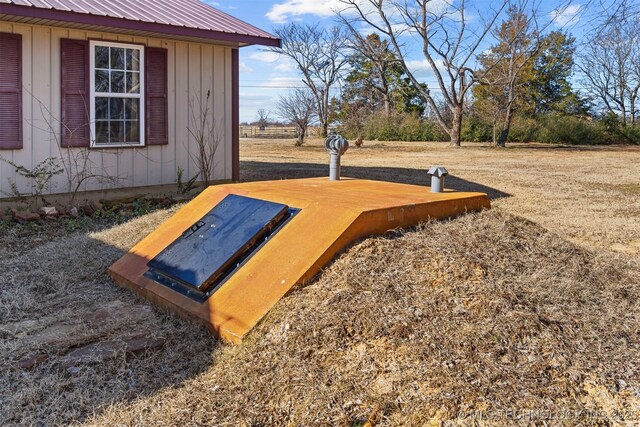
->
<box><xmin>108</xmin><ymin>177</ymin><xmax>491</xmax><ymax>343</ymax></box>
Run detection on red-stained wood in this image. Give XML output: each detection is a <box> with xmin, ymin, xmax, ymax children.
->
<box><xmin>60</xmin><ymin>38</ymin><xmax>90</xmax><ymax>148</ymax></box>
<box><xmin>145</xmin><ymin>46</ymin><xmax>168</xmax><ymax>146</ymax></box>
<box><xmin>0</xmin><ymin>32</ymin><xmax>22</xmax><ymax>150</ymax></box>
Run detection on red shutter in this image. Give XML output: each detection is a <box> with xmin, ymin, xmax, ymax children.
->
<box><xmin>0</xmin><ymin>32</ymin><xmax>22</xmax><ymax>150</ymax></box>
<box><xmin>60</xmin><ymin>38</ymin><xmax>90</xmax><ymax>147</ymax></box>
<box><xmin>145</xmin><ymin>47</ymin><xmax>168</xmax><ymax>145</ymax></box>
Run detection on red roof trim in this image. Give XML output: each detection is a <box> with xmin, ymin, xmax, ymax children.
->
<box><xmin>0</xmin><ymin>3</ymin><xmax>281</xmax><ymax>47</ymax></box>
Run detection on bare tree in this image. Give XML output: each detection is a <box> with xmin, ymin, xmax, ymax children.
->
<box><xmin>32</xmin><ymin>95</ymin><xmax>119</xmax><ymax>208</ymax></box>
<box><xmin>579</xmin><ymin>1</ymin><xmax>640</xmax><ymax>125</ymax></box>
<box><xmin>276</xmin><ymin>88</ymin><xmax>317</xmax><ymax>146</ymax></box>
<box><xmin>188</xmin><ymin>89</ymin><xmax>222</xmax><ymax>187</ymax></box>
<box><xmin>271</xmin><ymin>23</ymin><xmax>349</xmax><ymax>137</ymax></box>
<box><xmin>340</xmin><ymin>0</ymin><xmax>508</xmax><ymax>146</ymax></box>
<box><xmin>255</xmin><ymin>108</ymin><xmax>271</xmax><ymax>130</ymax></box>
<box><xmin>475</xmin><ymin>5</ymin><xmax>541</xmax><ymax>147</ymax></box>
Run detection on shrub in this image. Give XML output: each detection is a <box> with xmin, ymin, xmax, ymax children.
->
<box><xmin>339</xmin><ymin>111</ymin><xmax>448</xmax><ymax>142</ymax></box>
<box><xmin>600</xmin><ymin>113</ymin><xmax>640</xmax><ymax>145</ymax></box>
<box><xmin>538</xmin><ymin>114</ymin><xmax>605</xmax><ymax>145</ymax></box>
<box><xmin>0</xmin><ymin>156</ymin><xmax>63</xmax><ymax>206</ymax></box>
<box><xmin>340</xmin><ymin>110</ymin><xmax>632</xmax><ymax>145</ymax></box>
<box><xmin>508</xmin><ymin>115</ymin><xmax>541</xmax><ymax>142</ymax></box>
<box><xmin>461</xmin><ymin>115</ymin><xmax>493</xmax><ymax>142</ymax></box>
<box><xmin>496</xmin><ymin>114</ymin><xmax>607</xmax><ymax>145</ymax></box>
<box><xmin>618</xmin><ymin>125</ymin><xmax>640</xmax><ymax>145</ymax></box>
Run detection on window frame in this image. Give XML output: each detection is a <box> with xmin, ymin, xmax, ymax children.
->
<box><xmin>89</xmin><ymin>40</ymin><xmax>145</xmax><ymax>148</ymax></box>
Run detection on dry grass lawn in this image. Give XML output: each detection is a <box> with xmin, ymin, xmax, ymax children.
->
<box><xmin>241</xmin><ymin>139</ymin><xmax>640</xmax><ymax>254</ymax></box>
<box><xmin>1</xmin><ymin>139</ymin><xmax>639</xmax><ymax>426</ymax></box>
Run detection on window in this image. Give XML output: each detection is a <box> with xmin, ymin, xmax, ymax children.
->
<box><xmin>89</xmin><ymin>41</ymin><xmax>144</xmax><ymax>147</ymax></box>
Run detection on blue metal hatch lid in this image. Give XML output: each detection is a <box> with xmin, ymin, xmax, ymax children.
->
<box><xmin>146</xmin><ymin>194</ymin><xmax>290</xmax><ymax>295</ymax></box>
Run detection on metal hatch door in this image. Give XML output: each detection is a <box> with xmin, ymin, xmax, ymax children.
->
<box><xmin>145</xmin><ymin>194</ymin><xmax>295</xmax><ymax>302</ymax></box>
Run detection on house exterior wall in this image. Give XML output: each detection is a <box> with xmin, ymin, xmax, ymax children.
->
<box><xmin>0</xmin><ymin>21</ymin><xmax>233</xmax><ymax>199</ymax></box>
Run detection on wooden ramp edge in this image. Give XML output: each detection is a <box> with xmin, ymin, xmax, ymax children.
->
<box><xmin>108</xmin><ymin>177</ymin><xmax>491</xmax><ymax>343</ymax></box>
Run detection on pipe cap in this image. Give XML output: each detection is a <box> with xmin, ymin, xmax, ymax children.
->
<box><xmin>325</xmin><ymin>134</ymin><xmax>349</xmax><ymax>156</ymax></box>
<box><xmin>427</xmin><ymin>166</ymin><xmax>448</xmax><ymax>177</ymax></box>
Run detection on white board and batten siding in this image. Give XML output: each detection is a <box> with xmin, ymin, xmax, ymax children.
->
<box><xmin>0</xmin><ymin>21</ymin><xmax>233</xmax><ymax>198</ymax></box>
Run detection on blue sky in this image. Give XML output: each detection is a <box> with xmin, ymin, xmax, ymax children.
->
<box><xmin>206</xmin><ymin>0</ymin><xmax>590</xmax><ymax>123</ymax></box>
<box><xmin>206</xmin><ymin>0</ymin><xmax>307</xmax><ymax>123</ymax></box>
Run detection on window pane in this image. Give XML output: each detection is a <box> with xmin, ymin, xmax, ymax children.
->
<box><xmin>110</xmin><ymin>121</ymin><xmax>125</xmax><ymax>143</ymax></box>
<box><xmin>126</xmin><ymin>72</ymin><xmax>140</xmax><ymax>93</ymax></box>
<box><xmin>126</xmin><ymin>121</ymin><xmax>140</xmax><ymax>143</ymax></box>
<box><xmin>95</xmin><ymin>46</ymin><xmax>109</xmax><ymax>69</ymax></box>
<box><xmin>111</xmin><ymin>71</ymin><xmax>125</xmax><ymax>93</ymax></box>
<box><xmin>110</xmin><ymin>47</ymin><xmax>125</xmax><ymax>70</ymax></box>
<box><xmin>125</xmin><ymin>98</ymin><xmax>139</xmax><ymax>120</ymax></box>
<box><xmin>126</xmin><ymin>49</ymin><xmax>140</xmax><ymax>71</ymax></box>
<box><xmin>95</xmin><ymin>97</ymin><xmax>109</xmax><ymax>120</ymax></box>
<box><xmin>95</xmin><ymin>70</ymin><xmax>109</xmax><ymax>92</ymax></box>
<box><xmin>109</xmin><ymin>98</ymin><xmax>125</xmax><ymax>119</ymax></box>
<box><xmin>95</xmin><ymin>121</ymin><xmax>109</xmax><ymax>144</ymax></box>
<box><xmin>92</xmin><ymin>44</ymin><xmax>144</xmax><ymax>146</ymax></box>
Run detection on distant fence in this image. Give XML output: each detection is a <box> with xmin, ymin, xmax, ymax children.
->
<box><xmin>240</xmin><ymin>126</ymin><xmax>320</xmax><ymax>139</ymax></box>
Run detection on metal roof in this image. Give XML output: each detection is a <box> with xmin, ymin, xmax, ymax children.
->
<box><xmin>0</xmin><ymin>0</ymin><xmax>280</xmax><ymax>47</ymax></box>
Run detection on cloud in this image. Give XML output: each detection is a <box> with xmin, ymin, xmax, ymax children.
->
<box><xmin>239</xmin><ymin>94</ymin><xmax>278</xmax><ymax>122</ymax></box>
<box><xmin>239</xmin><ymin>79</ymin><xmax>304</xmax><ymax>122</ymax></box>
<box><xmin>550</xmin><ymin>4</ymin><xmax>581</xmax><ymax>27</ymax></box>
<box><xmin>247</xmin><ymin>51</ymin><xmax>297</xmax><ymax>73</ymax></box>
<box><xmin>405</xmin><ymin>59</ymin><xmax>430</xmax><ymax>72</ymax></box>
<box><xmin>248</xmin><ymin>51</ymin><xmax>282</xmax><ymax>63</ymax></box>
<box><xmin>274</xmin><ymin>61</ymin><xmax>297</xmax><ymax>72</ymax></box>
<box><xmin>239</xmin><ymin>62</ymin><xmax>253</xmax><ymax>73</ymax></box>
<box><xmin>240</xmin><ymin>94</ymin><xmax>277</xmax><ymax>108</ymax></box>
<box><xmin>405</xmin><ymin>59</ymin><xmax>437</xmax><ymax>79</ymax></box>
<box><xmin>402</xmin><ymin>58</ymin><xmax>451</xmax><ymax>87</ymax></box>
<box><xmin>265</xmin><ymin>0</ymin><xmax>403</xmax><ymax>25</ymax></box>
<box><xmin>257</xmin><ymin>76</ymin><xmax>305</xmax><ymax>89</ymax></box>
<box><xmin>266</xmin><ymin>0</ymin><xmax>348</xmax><ymax>23</ymax></box>
<box><xmin>265</xmin><ymin>0</ymin><xmax>448</xmax><ymax>39</ymax></box>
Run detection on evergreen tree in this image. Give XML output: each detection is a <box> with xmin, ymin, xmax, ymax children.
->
<box><xmin>529</xmin><ymin>31</ymin><xmax>586</xmax><ymax>115</ymax></box>
<box><xmin>342</xmin><ymin>34</ymin><xmax>402</xmax><ymax>115</ymax></box>
<box><xmin>473</xmin><ymin>6</ymin><xmax>537</xmax><ymax>146</ymax></box>
<box><xmin>341</xmin><ymin>34</ymin><xmax>425</xmax><ymax>118</ymax></box>
<box><xmin>473</xmin><ymin>9</ymin><xmax>584</xmax><ymax>145</ymax></box>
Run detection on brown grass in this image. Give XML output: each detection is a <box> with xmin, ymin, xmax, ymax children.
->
<box><xmin>241</xmin><ymin>139</ymin><xmax>640</xmax><ymax>255</ymax></box>
<box><xmin>1</xmin><ymin>139</ymin><xmax>639</xmax><ymax>425</ymax></box>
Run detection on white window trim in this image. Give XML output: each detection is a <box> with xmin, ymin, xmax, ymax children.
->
<box><xmin>89</xmin><ymin>40</ymin><xmax>145</xmax><ymax>148</ymax></box>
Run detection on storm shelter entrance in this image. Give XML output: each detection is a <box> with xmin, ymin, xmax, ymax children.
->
<box><xmin>145</xmin><ymin>194</ymin><xmax>298</xmax><ymax>302</ymax></box>
<box><xmin>110</xmin><ymin>178</ymin><xmax>491</xmax><ymax>342</ymax></box>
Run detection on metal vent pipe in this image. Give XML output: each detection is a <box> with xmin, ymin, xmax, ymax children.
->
<box><xmin>427</xmin><ymin>166</ymin><xmax>448</xmax><ymax>192</ymax></box>
<box><xmin>325</xmin><ymin>134</ymin><xmax>349</xmax><ymax>180</ymax></box>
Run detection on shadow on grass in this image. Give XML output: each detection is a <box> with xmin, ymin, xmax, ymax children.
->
<box><xmin>486</xmin><ymin>143</ymin><xmax>640</xmax><ymax>152</ymax></box>
<box><xmin>0</xmin><ymin>224</ymin><xmax>219</xmax><ymax>425</ymax></box>
<box><xmin>240</xmin><ymin>161</ymin><xmax>511</xmax><ymax>200</ymax></box>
